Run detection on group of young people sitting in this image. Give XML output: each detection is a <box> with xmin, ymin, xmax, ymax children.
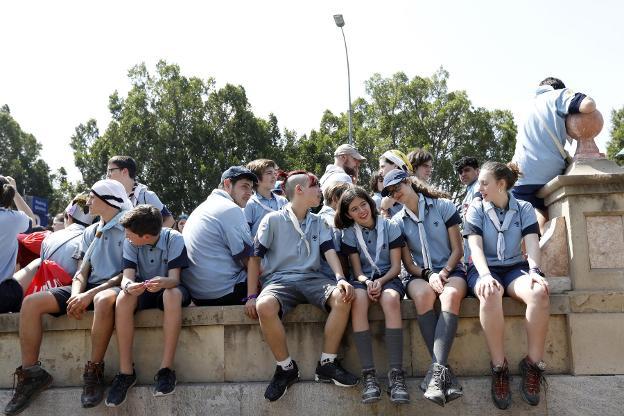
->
<box><xmin>0</xmin><ymin>147</ymin><xmax>550</xmax><ymax>414</ymax></box>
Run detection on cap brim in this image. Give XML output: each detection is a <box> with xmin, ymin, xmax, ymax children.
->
<box><xmin>381</xmin><ymin>178</ymin><xmax>403</xmax><ymax>197</ymax></box>
<box><xmin>352</xmin><ymin>153</ymin><xmax>366</xmax><ymax>161</ymax></box>
<box><xmin>236</xmin><ymin>173</ymin><xmax>258</xmax><ymax>184</ymax></box>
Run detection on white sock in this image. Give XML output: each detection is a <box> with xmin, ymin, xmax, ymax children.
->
<box><xmin>320</xmin><ymin>353</ymin><xmax>337</xmax><ymax>365</ymax></box>
<box><xmin>277</xmin><ymin>357</ymin><xmax>294</xmax><ymax>371</ymax></box>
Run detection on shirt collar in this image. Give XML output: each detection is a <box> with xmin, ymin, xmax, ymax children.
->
<box><xmin>482</xmin><ymin>192</ymin><xmax>519</xmax><ymax>212</ymax></box>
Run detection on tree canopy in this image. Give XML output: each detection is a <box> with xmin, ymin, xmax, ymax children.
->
<box><xmin>606</xmin><ymin>106</ymin><xmax>624</xmax><ymax>166</ymax></box>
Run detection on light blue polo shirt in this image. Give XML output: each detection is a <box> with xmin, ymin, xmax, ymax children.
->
<box><xmin>341</xmin><ymin>216</ymin><xmax>404</xmax><ymax>277</ymax></box>
<box><xmin>0</xmin><ymin>209</ymin><xmax>31</xmax><ymax>282</ymax></box>
<box><xmin>244</xmin><ymin>191</ymin><xmax>288</xmax><ymax>237</ymax></box>
<box><xmin>41</xmin><ymin>223</ymin><xmax>84</xmax><ymax>277</ymax></box>
<box><xmin>317</xmin><ymin>205</ymin><xmax>342</xmax><ymax>279</ymax></box>
<box><xmin>372</xmin><ymin>193</ymin><xmax>382</xmax><ymax>210</ymax></box>
<box><xmin>513</xmin><ymin>86</ymin><xmax>577</xmax><ymax>185</ymax></box>
<box><xmin>394</xmin><ymin>195</ymin><xmax>462</xmax><ymax>272</ymax></box>
<box><xmin>182</xmin><ymin>189</ymin><xmax>253</xmax><ymax>299</ymax></box>
<box><xmin>80</xmin><ymin>220</ymin><xmax>126</xmax><ymax>285</ymax></box>
<box><xmin>387</xmin><ymin>201</ymin><xmax>403</xmax><ymax>218</ymax></box>
<box><xmin>254</xmin><ymin>209</ymin><xmax>334</xmax><ymax>284</ymax></box>
<box><xmin>319</xmin><ymin>164</ymin><xmax>352</xmax><ymax>193</ymax></box>
<box><xmin>461</xmin><ymin>180</ymin><xmax>480</xmax><ymax>263</ymax></box>
<box><xmin>463</xmin><ymin>194</ymin><xmax>539</xmax><ymax>267</ymax></box>
<box><xmin>123</xmin><ymin>228</ymin><xmax>188</xmax><ymax>282</ymax></box>
<box><xmin>133</xmin><ymin>183</ymin><xmax>172</xmax><ymax>218</ymax></box>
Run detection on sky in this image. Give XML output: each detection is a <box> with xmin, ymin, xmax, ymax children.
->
<box><xmin>1</xmin><ymin>0</ymin><xmax>622</xmax><ymax>182</ymax></box>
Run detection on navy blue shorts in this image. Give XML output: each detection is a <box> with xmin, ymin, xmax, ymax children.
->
<box><xmin>136</xmin><ymin>285</ymin><xmax>191</xmax><ymax>311</ymax></box>
<box><xmin>403</xmin><ymin>264</ymin><xmax>466</xmax><ymax>299</ymax></box>
<box><xmin>512</xmin><ymin>185</ymin><xmax>546</xmax><ymax>211</ymax></box>
<box><xmin>351</xmin><ymin>275</ymin><xmax>406</xmax><ymax>298</ymax></box>
<box><xmin>0</xmin><ymin>279</ymin><xmax>23</xmax><ymax>314</ymax></box>
<box><xmin>466</xmin><ymin>262</ymin><xmax>529</xmax><ymax>296</ymax></box>
<box><xmin>49</xmin><ymin>283</ymin><xmax>105</xmax><ymax>317</ymax></box>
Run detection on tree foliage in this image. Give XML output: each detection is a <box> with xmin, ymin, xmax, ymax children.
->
<box><xmin>606</xmin><ymin>106</ymin><xmax>624</xmax><ymax>166</ymax></box>
<box><xmin>0</xmin><ymin>104</ymin><xmax>53</xmax><ymax>202</ymax></box>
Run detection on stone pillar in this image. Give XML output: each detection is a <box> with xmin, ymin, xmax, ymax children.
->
<box><xmin>538</xmin><ymin>141</ymin><xmax>624</xmax><ymax>375</ymax></box>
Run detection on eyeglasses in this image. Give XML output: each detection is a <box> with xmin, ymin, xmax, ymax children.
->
<box><xmin>106</xmin><ymin>167</ymin><xmax>121</xmax><ymax>175</ymax></box>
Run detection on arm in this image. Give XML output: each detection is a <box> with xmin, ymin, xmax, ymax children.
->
<box><xmin>325</xmin><ymin>249</ymin><xmax>354</xmax><ymax>302</ymax></box>
<box><xmin>6</xmin><ymin>176</ymin><xmax>37</xmax><ymax>224</ymax></box>
<box><xmin>376</xmin><ymin>247</ymin><xmax>402</xmax><ymax>286</ymax></box>
<box><xmin>244</xmin><ymin>256</ymin><xmax>261</xmax><ymax>319</ymax></box>
<box><xmin>523</xmin><ymin>233</ymin><xmax>549</xmax><ymax>294</ymax></box>
<box><xmin>438</xmin><ymin>224</ymin><xmax>463</xmax><ymax>281</ymax></box>
<box><xmin>67</xmin><ymin>272</ymin><xmax>122</xmax><ymax>319</ymax></box>
<box><xmin>467</xmin><ymin>235</ymin><xmax>501</xmax><ymax>297</ymax></box>
<box><xmin>401</xmin><ymin>245</ymin><xmax>422</xmax><ymax>277</ymax></box>
<box><xmin>144</xmin><ymin>268</ymin><xmax>182</xmax><ymax>292</ymax></box>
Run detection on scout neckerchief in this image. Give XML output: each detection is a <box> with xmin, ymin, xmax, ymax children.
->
<box><xmin>285</xmin><ymin>203</ymin><xmax>311</xmax><ymax>256</ymax></box>
<box><xmin>353</xmin><ymin>216</ymin><xmax>384</xmax><ymax>279</ymax></box>
<box><xmin>483</xmin><ymin>197</ymin><xmax>517</xmax><ymax>261</ymax></box>
<box><xmin>128</xmin><ymin>182</ymin><xmax>148</xmax><ymax>207</ymax></box>
<box><xmin>404</xmin><ymin>194</ymin><xmax>432</xmax><ymax>270</ymax></box>
<box><xmin>252</xmin><ymin>191</ymin><xmax>287</xmax><ymax>213</ymax></box>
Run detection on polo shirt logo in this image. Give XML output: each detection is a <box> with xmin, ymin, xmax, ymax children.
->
<box><xmin>433</xmin><ymin>221</ymin><xmax>439</xmax><ymax>227</ymax></box>
<box><xmin>312</xmin><ymin>235</ymin><xmax>318</xmax><ymax>241</ymax></box>
<box><xmin>382</xmin><ymin>244</ymin><xmax>387</xmax><ymax>249</ymax></box>
<box><xmin>514</xmin><ymin>221</ymin><xmax>520</xmax><ymax>227</ymax></box>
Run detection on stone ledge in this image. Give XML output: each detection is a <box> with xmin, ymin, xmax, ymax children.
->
<box><xmin>0</xmin><ymin>295</ymin><xmax>572</xmax><ymax>334</ymax></box>
<box><xmin>1</xmin><ymin>375</ymin><xmax>622</xmax><ymax>416</ymax></box>
<box><xmin>568</xmin><ymin>291</ymin><xmax>624</xmax><ymax>313</ymax></box>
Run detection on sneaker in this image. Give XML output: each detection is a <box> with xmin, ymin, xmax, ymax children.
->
<box><xmin>360</xmin><ymin>369</ymin><xmax>381</xmax><ymax>404</ymax></box>
<box><xmin>105</xmin><ymin>371</ymin><xmax>137</xmax><ymax>407</ymax></box>
<box><xmin>4</xmin><ymin>364</ymin><xmax>53</xmax><ymax>416</ymax></box>
<box><xmin>424</xmin><ymin>363</ymin><xmax>448</xmax><ymax>407</ymax></box>
<box><xmin>491</xmin><ymin>359</ymin><xmax>511</xmax><ymax>410</ymax></box>
<box><xmin>387</xmin><ymin>368</ymin><xmax>410</xmax><ymax>404</ymax></box>
<box><xmin>419</xmin><ymin>365</ymin><xmax>433</xmax><ymax>392</ymax></box>
<box><xmin>81</xmin><ymin>361</ymin><xmax>105</xmax><ymax>408</ymax></box>
<box><xmin>264</xmin><ymin>361</ymin><xmax>300</xmax><ymax>402</ymax></box>
<box><xmin>519</xmin><ymin>357</ymin><xmax>546</xmax><ymax>406</ymax></box>
<box><xmin>153</xmin><ymin>368</ymin><xmax>177</xmax><ymax>397</ymax></box>
<box><xmin>445</xmin><ymin>365</ymin><xmax>463</xmax><ymax>403</ymax></box>
<box><xmin>314</xmin><ymin>359</ymin><xmax>358</xmax><ymax>387</ymax></box>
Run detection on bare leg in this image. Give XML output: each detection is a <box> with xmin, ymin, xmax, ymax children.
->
<box><xmin>478</xmin><ymin>286</ymin><xmax>506</xmax><ymax>366</ymax></box>
<box><xmin>536</xmin><ymin>208</ymin><xmax>549</xmax><ymax>236</ymax></box>
<box><xmin>438</xmin><ymin>277</ymin><xmax>467</xmax><ymax>315</ymax></box>
<box><xmin>19</xmin><ymin>291</ymin><xmax>60</xmax><ymax>367</ymax></box>
<box><xmin>13</xmin><ymin>259</ymin><xmax>41</xmax><ymax>294</ymax></box>
<box><xmin>114</xmin><ymin>291</ymin><xmax>138</xmax><ymax>374</ymax></box>
<box><xmin>350</xmin><ymin>289</ymin><xmax>370</xmax><ymax>332</ymax></box>
<box><xmin>323</xmin><ymin>288</ymin><xmax>352</xmax><ymax>354</ymax></box>
<box><xmin>379</xmin><ymin>289</ymin><xmax>402</xmax><ymax>329</ymax></box>
<box><xmin>256</xmin><ymin>295</ymin><xmax>289</xmax><ymax>361</ymax></box>
<box><xmin>407</xmin><ymin>279</ymin><xmax>436</xmax><ymax>315</ymax></box>
<box><xmin>507</xmin><ymin>276</ymin><xmax>550</xmax><ymax>363</ymax></box>
<box><xmin>160</xmin><ymin>288</ymin><xmax>183</xmax><ymax>369</ymax></box>
<box><xmin>90</xmin><ymin>289</ymin><xmax>118</xmax><ymax>363</ymax></box>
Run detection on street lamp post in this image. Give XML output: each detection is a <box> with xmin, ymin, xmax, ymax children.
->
<box><xmin>333</xmin><ymin>14</ymin><xmax>353</xmax><ymax>145</ymax></box>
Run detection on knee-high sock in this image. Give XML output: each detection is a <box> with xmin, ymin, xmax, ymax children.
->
<box><xmin>353</xmin><ymin>330</ymin><xmax>375</xmax><ymax>371</ymax></box>
<box><xmin>385</xmin><ymin>327</ymin><xmax>403</xmax><ymax>370</ymax></box>
<box><xmin>417</xmin><ymin>309</ymin><xmax>436</xmax><ymax>360</ymax></box>
<box><xmin>433</xmin><ymin>311</ymin><xmax>459</xmax><ymax>365</ymax></box>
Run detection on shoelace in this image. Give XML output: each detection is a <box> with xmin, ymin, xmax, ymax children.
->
<box><xmin>390</xmin><ymin>370</ymin><xmax>408</xmax><ymax>392</ymax></box>
<box><xmin>11</xmin><ymin>369</ymin><xmax>24</xmax><ymax>394</ymax></box>
<box><xmin>525</xmin><ymin>365</ymin><xmax>548</xmax><ymax>393</ymax></box>
<box><xmin>494</xmin><ymin>367</ymin><xmax>510</xmax><ymax>396</ymax></box>
<box><xmin>363</xmin><ymin>373</ymin><xmax>377</xmax><ymax>388</ymax></box>
<box><xmin>111</xmin><ymin>374</ymin><xmax>134</xmax><ymax>393</ymax></box>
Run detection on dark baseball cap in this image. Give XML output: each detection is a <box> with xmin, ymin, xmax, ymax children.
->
<box><xmin>381</xmin><ymin>169</ymin><xmax>409</xmax><ymax>196</ymax></box>
<box><xmin>221</xmin><ymin>166</ymin><xmax>258</xmax><ymax>183</ymax></box>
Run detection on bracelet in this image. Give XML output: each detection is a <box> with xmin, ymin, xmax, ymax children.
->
<box><xmin>123</xmin><ymin>281</ymin><xmax>131</xmax><ymax>295</ymax></box>
<box><xmin>420</xmin><ymin>268</ymin><xmax>433</xmax><ymax>282</ymax></box>
<box><xmin>443</xmin><ymin>266</ymin><xmax>453</xmax><ymax>273</ymax></box>
<box><xmin>529</xmin><ymin>267</ymin><xmax>545</xmax><ymax>277</ymax></box>
<box><xmin>241</xmin><ymin>294</ymin><xmax>258</xmax><ymax>303</ymax></box>
<box><xmin>336</xmin><ymin>276</ymin><xmax>347</xmax><ymax>283</ymax></box>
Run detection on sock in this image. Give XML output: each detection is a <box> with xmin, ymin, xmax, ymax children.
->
<box><xmin>320</xmin><ymin>352</ymin><xmax>337</xmax><ymax>365</ymax></box>
<box><xmin>385</xmin><ymin>327</ymin><xmax>403</xmax><ymax>370</ymax></box>
<box><xmin>433</xmin><ymin>311</ymin><xmax>459</xmax><ymax>365</ymax></box>
<box><xmin>277</xmin><ymin>357</ymin><xmax>294</xmax><ymax>371</ymax></box>
<box><xmin>353</xmin><ymin>330</ymin><xmax>375</xmax><ymax>371</ymax></box>
<box><xmin>417</xmin><ymin>309</ymin><xmax>437</xmax><ymax>360</ymax></box>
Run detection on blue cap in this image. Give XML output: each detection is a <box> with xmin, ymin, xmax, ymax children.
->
<box><xmin>221</xmin><ymin>166</ymin><xmax>258</xmax><ymax>184</ymax></box>
<box><xmin>381</xmin><ymin>169</ymin><xmax>409</xmax><ymax>196</ymax></box>
<box><xmin>273</xmin><ymin>180</ymin><xmax>284</xmax><ymax>195</ymax></box>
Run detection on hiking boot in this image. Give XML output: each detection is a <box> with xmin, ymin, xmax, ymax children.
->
<box><xmin>314</xmin><ymin>359</ymin><xmax>358</xmax><ymax>387</ymax></box>
<box><xmin>519</xmin><ymin>357</ymin><xmax>546</xmax><ymax>406</ymax></box>
<box><xmin>419</xmin><ymin>365</ymin><xmax>433</xmax><ymax>392</ymax></box>
<box><xmin>105</xmin><ymin>371</ymin><xmax>137</xmax><ymax>407</ymax></box>
<box><xmin>387</xmin><ymin>368</ymin><xmax>410</xmax><ymax>404</ymax></box>
<box><xmin>264</xmin><ymin>361</ymin><xmax>300</xmax><ymax>402</ymax></box>
<box><xmin>81</xmin><ymin>361</ymin><xmax>105</xmax><ymax>408</ymax></box>
<box><xmin>153</xmin><ymin>368</ymin><xmax>177</xmax><ymax>397</ymax></box>
<box><xmin>4</xmin><ymin>364</ymin><xmax>53</xmax><ymax>415</ymax></box>
<box><xmin>491</xmin><ymin>359</ymin><xmax>511</xmax><ymax>410</ymax></box>
<box><xmin>445</xmin><ymin>365</ymin><xmax>463</xmax><ymax>403</ymax></box>
<box><xmin>424</xmin><ymin>363</ymin><xmax>448</xmax><ymax>407</ymax></box>
<box><xmin>360</xmin><ymin>369</ymin><xmax>381</xmax><ymax>404</ymax></box>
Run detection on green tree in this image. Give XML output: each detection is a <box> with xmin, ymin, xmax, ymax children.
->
<box><xmin>0</xmin><ymin>104</ymin><xmax>53</xmax><ymax>203</ymax></box>
<box><xmin>71</xmin><ymin>61</ymin><xmax>284</xmax><ymax>215</ymax></box>
<box><xmin>606</xmin><ymin>106</ymin><xmax>624</xmax><ymax>166</ymax></box>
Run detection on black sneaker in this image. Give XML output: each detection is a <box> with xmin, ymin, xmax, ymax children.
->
<box><xmin>424</xmin><ymin>363</ymin><xmax>448</xmax><ymax>407</ymax></box>
<box><xmin>314</xmin><ymin>360</ymin><xmax>358</xmax><ymax>387</ymax></box>
<box><xmin>4</xmin><ymin>364</ymin><xmax>53</xmax><ymax>416</ymax></box>
<box><xmin>491</xmin><ymin>359</ymin><xmax>511</xmax><ymax>410</ymax></box>
<box><xmin>264</xmin><ymin>361</ymin><xmax>300</xmax><ymax>402</ymax></box>
<box><xmin>153</xmin><ymin>368</ymin><xmax>177</xmax><ymax>397</ymax></box>
<box><xmin>445</xmin><ymin>365</ymin><xmax>463</xmax><ymax>403</ymax></box>
<box><xmin>519</xmin><ymin>357</ymin><xmax>546</xmax><ymax>406</ymax></box>
<box><xmin>387</xmin><ymin>368</ymin><xmax>410</xmax><ymax>404</ymax></box>
<box><xmin>105</xmin><ymin>371</ymin><xmax>137</xmax><ymax>407</ymax></box>
<box><xmin>360</xmin><ymin>369</ymin><xmax>381</xmax><ymax>404</ymax></box>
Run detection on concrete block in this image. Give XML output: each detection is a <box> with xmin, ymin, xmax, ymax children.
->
<box><xmin>568</xmin><ymin>313</ymin><xmax>624</xmax><ymax>375</ymax></box>
<box><xmin>546</xmin><ymin>375</ymin><xmax>624</xmax><ymax>416</ymax></box>
<box><xmin>586</xmin><ymin>215</ymin><xmax>624</xmax><ymax>269</ymax></box>
<box><xmin>540</xmin><ymin>216</ymin><xmax>570</xmax><ymax>277</ymax></box>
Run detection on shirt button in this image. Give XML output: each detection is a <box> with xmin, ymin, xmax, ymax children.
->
<box><xmin>104</xmin><ymin>237</ymin><xmax>108</xmax><ymax>240</ymax></box>
<box><xmin>150</xmin><ymin>260</ymin><xmax>154</xmax><ymax>263</ymax></box>
<box><xmin>368</xmin><ymin>241</ymin><xmax>371</xmax><ymax>244</ymax></box>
